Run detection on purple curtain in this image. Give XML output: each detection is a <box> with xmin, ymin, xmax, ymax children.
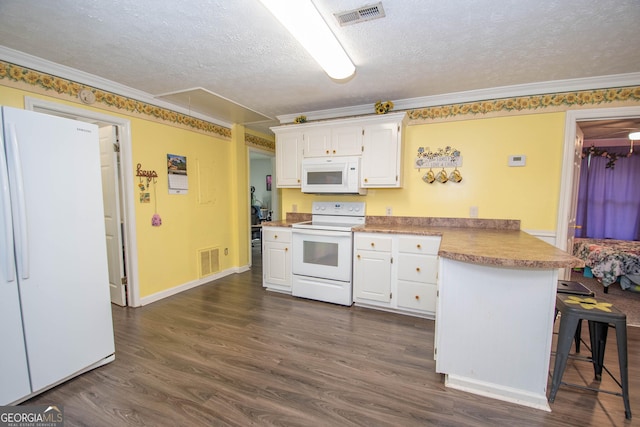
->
<box><xmin>576</xmin><ymin>148</ymin><xmax>640</xmax><ymax>240</ymax></box>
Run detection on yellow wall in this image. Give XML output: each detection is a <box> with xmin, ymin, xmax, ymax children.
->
<box><xmin>282</xmin><ymin>112</ymin><xmax>566</xmax><ymax>232</ymax></box>
<box><xmin>0</xmin><ymin>85</ymin><xmax>247</xmax><ymax>298</ymax></box>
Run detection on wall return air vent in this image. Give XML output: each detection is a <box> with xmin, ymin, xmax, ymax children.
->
<box><xmin>334</xmin><ymin>2</ymin><xmax>386</xmax><ymax>26</ymax></box>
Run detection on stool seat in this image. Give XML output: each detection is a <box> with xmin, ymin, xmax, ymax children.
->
<box><xmin>556</xmin><ymin>280</ymin><xmax>594</xmax><ymax>353</ymax></box>
<box><xmin>549</xmin><ymin>293</ymin><xmax>631</xmax><ymax>419</ymax></box>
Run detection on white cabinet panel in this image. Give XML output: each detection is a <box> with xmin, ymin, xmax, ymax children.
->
<box><xmin>263</xmin><ymin>227</ymin><xmax>292</xmax><ymax>292</ymax></box>
<box><xmin>353</xmin><ymin>249</ymin><xmax>392</xmax><ymax>303</ymax></box>
<box><xmin>276</xmin><ymin>132</ymin><xmax>303</xmax><ymax>187</ymax></box>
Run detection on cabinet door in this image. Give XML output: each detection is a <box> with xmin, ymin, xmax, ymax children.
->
<box><xmin>331</xmin><ymin>125</ymin><xmax>363</xmax><ymax>156</ymax></box>
<box><xmin>276</xmin><ymin>132</ymin><xmax>303</xmax><ymax>187</ymax></box>
<box><xmin>353</xmin><ymin>249</ymin><xmax>392</xmax><ymax>303</ymax></box>
<box><xmin>263</xmin><ymin>241</ymin><xmax>291</xmax><ymax>288</ymax></box>
<box><xmin>303</xmin><ymin>128</ymin><xmax>332</xmax><ymax>157</ymax></box>
<box><xmin>361</xmin><ymin>122</ymin><xmax>401</xmax><ymax>187</ymax></box>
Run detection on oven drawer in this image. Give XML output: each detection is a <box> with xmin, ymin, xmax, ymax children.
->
<box><xmin>398</xmin><ymin>236</ymin><xmax>440</xmax><ymax>255</ymax></box>
<box><xmin>263</xmin><ymin>228</ymin><xmax>291</xmax><ymax>243</ymax></box>
<box><xmin>355</xmin><ymin>234</ymin><xmax>392</xmax><ymax>252</ymax></box>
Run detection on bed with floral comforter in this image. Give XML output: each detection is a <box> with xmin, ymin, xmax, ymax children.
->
<box><xmin>573</xmin><ymin>238</ymin><xmax>640</xmax><ymax>291</ymax></box>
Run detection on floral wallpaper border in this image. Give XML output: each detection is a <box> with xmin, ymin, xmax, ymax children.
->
<box><xmin>0</xmin><ymin>60</ymin><xmax>232</xmax><ymax>138</ymax></box>
<box><xmin>245</xmin><ymin>133</ymin><xmax>275</xmax><ymax>151</ymax></box>
<box><xmin>2</xmin><ymin>59</ymin><xmax>639</xmax><ymax>141</ymax></box>
<box><xmin>407</xmin><ymin>86</ymin><xmax>640</xmax><ymax>123</ymax></box>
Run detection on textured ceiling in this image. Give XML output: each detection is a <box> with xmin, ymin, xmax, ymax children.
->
<box><xmin>0</xmin><ymin>0</ymin><xmax>639</xmax><ymax>135</ymax></box>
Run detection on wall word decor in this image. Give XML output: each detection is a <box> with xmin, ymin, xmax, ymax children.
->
<box><xmin>415</xmin><ymin>146</ymin><xmax>463</xmax><ymax>184</ymax></box>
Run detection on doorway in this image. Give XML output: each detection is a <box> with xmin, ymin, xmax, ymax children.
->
<box><xmin>556</xmin><ymin>106</ymin><xmax>640</xmax><ymax>280</ymax></box>
<box><xmin>25</xmin><ymin>97</ymin><xmax>140</xmax><ymax>307</ymax></box>
<box><xmin>248</xmin><ymin>147</ymin><xmax>275</xmax><ymax>267</ymax></box>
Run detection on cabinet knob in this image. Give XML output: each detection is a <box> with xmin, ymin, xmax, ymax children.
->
<box><xmin>274</xmin><ymin>235</ymin><xmax>278</xmax><ymax>239</ymax></box>
<box><xmin>417</xmin><ymin>244</ymin><xmax>421</xmax><ymax>249</ymax></box>
<box><xmin>326</xmin><ymin>150</ymin><xmax>329</xmax><ymax>154</ymax></box>
<box><xmin>332</xmin><ymin>149</ymin><xmax>336</xmax><ymax>154</ymax></box>
<box><xmin>416</xmin><ymin>267</ymin><xmax>421</xmax><ymax>272</ymax></box>
<box><xmin>285</xmin><ymin>247</ymin><xmax>288</xmax><ymax>252</ymax></box>
<box><xmin>364</xmin><ymin>178</ymin><xmax>368</xmax><ymax>183</ymax></box>
<box><xmin>370</xmin><ymin>242</ymin><xmax>375</xmax><ymax>247</ymax></box>
<box><xmin>357</xmin><ymin>254</ymin><xmax>361</xmax><ymax>259</ymax></box>
<box><xmin>415</xmin><ymin>295</ymin><xmax>420</xmax><ymax>300</ymax></box>
<box><xmin>297</xmin><ymin>179</ymin><xmax>300</xmax><ymax>183</ymax></box>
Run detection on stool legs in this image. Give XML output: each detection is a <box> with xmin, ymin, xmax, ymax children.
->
<box><xmin>549</xmin><ymin>313</ymin><xmax>580</xmax><ymax>403</ymax></box>
<box><xmin>588</xmin><ymin>320</ymin><xmax>608</xmax><ymax>381</ymax></box>
<box><xmin>614</xmin><ymin>321</ymin><xmax>631</xmax><ymax>419</ymax></box>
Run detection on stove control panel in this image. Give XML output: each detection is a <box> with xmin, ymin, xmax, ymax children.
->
<box><xmin>312</xmin><ymin>201</ymin><xmax>365</xmax><ymax>217</ymax></box>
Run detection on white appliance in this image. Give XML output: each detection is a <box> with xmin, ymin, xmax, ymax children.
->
<box><xmin>301</xmin><ymin>156</ymin><xmax>366</xmax><ymax>195</ymax></box>
<box><xmin>0</xmin><ymin>106</ymin><xmax>115</xmax><ymax>405</ymax></box>
<box><xmin>291</xmin><ymin>201</ymin><xmax>365</xmax><ymax>306</ymax></box>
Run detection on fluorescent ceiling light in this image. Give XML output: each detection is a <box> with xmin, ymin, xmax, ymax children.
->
<box><xmin>259</xmin><ymin>0</ymin><xmax>355</xmax><ymax>80</ymax></box>
<box><xmin>629</xmin><ymin>131</ymin><xmax>640</xmax><ymax>140</ymax></box>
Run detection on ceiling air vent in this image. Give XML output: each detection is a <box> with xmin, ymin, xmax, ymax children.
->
<box><xmin>334</xmin><ymin>2</ymin><xmax>386</xmax><ymax>26</ymax></box>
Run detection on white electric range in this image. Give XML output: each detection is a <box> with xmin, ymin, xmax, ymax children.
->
<box><xmin>291</xmin><ymin>201</ymin><xmax>365</xmax><ymax>306</ymax></box>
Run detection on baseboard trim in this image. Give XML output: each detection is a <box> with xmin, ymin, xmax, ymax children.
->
<box><xmin>445</xmin><ymin>374</ymin><xmax>551</xmax><ymax>412</ymax></box>
<box><xmin>140</xmin><ymin>266</ymin><xmax>247</xmax><ymax>306</ymax></box>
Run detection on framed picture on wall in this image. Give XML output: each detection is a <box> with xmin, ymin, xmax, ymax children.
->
<box><xmin>266</xmin><ymin>175</ymin><xmax>272</xmax><ymax>191</ymax></box>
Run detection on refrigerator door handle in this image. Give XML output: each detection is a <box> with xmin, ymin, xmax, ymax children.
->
<box><xmin>6</xmin><ymin>123</ymin><xmax>29</xmax><ymax>279</ymax></box>
<box><xmin>0</xmin><ymin>131</ymin><xmax>16</xmax><ymax>282</ymax></box>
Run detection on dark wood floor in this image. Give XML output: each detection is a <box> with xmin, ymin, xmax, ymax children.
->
<box><xmin>26</xmin><ymin>248</ymin><xmax>639</xmax><ymax>426</ymax></box>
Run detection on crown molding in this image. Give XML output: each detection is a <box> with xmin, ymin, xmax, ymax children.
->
<box><xmin>278</xmin><ymin>72</ymin><xmax>640</xmax><ymax>124</ymax></box>
<box><xmin>4</xmin><ymin>45</ymin><xmax>639</xmax><ymax>128</ymax></box>
<box><xmin>0</xmin><ymin>45</ymin><xmax>233</xmax><ymax>129</ymax></box>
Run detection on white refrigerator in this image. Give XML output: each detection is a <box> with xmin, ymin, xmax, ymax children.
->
<box><xmin>0</xmin><ymin>106</ymin><xmax>115</xmax><ymax>405</ymax></box>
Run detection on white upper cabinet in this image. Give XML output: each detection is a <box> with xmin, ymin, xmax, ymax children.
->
<box><xmin>361</xmin><ymin>121</ymin><xmax>403</xmax><ymax>188</ymax></box>
<box><xmin>275</xmin><ymin>130</ymin><xmax>303</xmax><ymax>187</ymax></box>
<box><xmin>303</xmin><ymin>125</ymin><xmax>362</xmax><ymax>157</ymax></box>
<box><xmin>272</xmin><ymin>112</ymin><xmax>406</xmax><ymax>188</ymax></box>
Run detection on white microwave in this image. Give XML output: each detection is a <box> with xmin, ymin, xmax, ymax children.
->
<box><xmin>301</xmin><ymin>156</ymin><xmax>366</xmax><ymax>195</ymax></box>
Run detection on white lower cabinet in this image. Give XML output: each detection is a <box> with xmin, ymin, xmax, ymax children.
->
<box><xmin>353</xmin><ymin>235</ymin><xmax>393</xmax><ymax>303</ymax></box>
<box><xmin>262</xmin><ymin>227</ymin><xmax>292</xmax><ymax>293</ymax></box>
<box><xmin>353</xmin><ymin>232</ymin><xmax>441</xmax><ymax>317</ymax></box>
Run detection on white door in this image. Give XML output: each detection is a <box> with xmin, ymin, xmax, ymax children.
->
<box><xmin>100</xmin><ymin>126</ymin><xmax>126</xmax><ymax>305</ymax></box>
<box><xmin>0</xmin><ymin>111</ymin><xmax>32</xmax><ymax>404</ymax></box>
<box><xmin>562</xmin><ymin>125</ymin><xmax>584</xmax><ymax>280</ymax></box>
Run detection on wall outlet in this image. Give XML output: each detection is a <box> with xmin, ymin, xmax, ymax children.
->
<box><xmin>292</xmin><ymin>204</ymin><xmax>297</xmax><ymax>212</ymax></box>
<box><xmin>386</xmin><ymin>207</ymin><xmax>393</xmax><ymax>216</ymax></box>
<box><xmin>470</xmin><ymin>206</ymin><xmax>479</xmax><ymax>218</ymax></box>
<box><xmin>224</xmin><ymin>248</ymin><xmax>228</xmax><ymax>256</ymax></box>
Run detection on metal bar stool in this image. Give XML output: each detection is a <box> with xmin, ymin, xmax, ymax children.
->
<box><xmin>556</xmin><ymin>280</ymin><xmax>594</xmax><ymax>353</ymax></box>
<box><xmin>549</xmin><ymin>293</ymin><xmax>631</xmax><ymax>420</ymax></box>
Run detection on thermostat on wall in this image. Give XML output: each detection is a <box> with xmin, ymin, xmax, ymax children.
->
<box><xmin>508</xmin><ymin>155</ymin><xmax>526</xmax><ymax>167</ymax></box>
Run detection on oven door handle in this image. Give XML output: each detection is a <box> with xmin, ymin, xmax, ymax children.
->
<box><xmin>292</xmin><ymin>229</ymin><xmax>350</xmax><ymax>238</ymax></box>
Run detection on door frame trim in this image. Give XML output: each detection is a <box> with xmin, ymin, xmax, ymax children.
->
<box><xmin>25</xmin><ymin>96</ymin><xmax>140</xmax><ymax>307</ymax></box>
<box><xmin>556</xmin><ymin>106</ymin><xmax>640</xmax><ymax>252</ymax></box>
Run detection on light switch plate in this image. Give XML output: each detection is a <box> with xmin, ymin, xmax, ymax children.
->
<box><xmin>508</xmin><ymin>155</ymin><xmax>526</xmax><ymax>167</ymax></box>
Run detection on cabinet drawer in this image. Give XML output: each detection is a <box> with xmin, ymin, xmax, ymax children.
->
<box><xmin>263</xmin><ymin>229</ymin><xmax>291</xmax><ymax>243</ymax></box>
<box><xmin>355</xmin><ymin>234</ymin><xmax>392</xmax><ymax>252</ymax></box>
<box><xmin>397</xmin><ymin>281</ymin><xmax>437</xmax><ymax>313</ymax></box>
<box><xmin>397</xmin><ymin>254</ymin><xmax>438</xmax><ymax>283</ymax></box>
<box><xmin>398</xmin><ymin>236</ymin><xmax>440</xmax><ymax>255</ymax></box>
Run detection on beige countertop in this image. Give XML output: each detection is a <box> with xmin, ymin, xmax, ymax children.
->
<box><xmin>355</xmin><ymin>224</ymin><xmax>583</xmax><ymax>269</ymax></box>
<box><xmin>262</xmin><ymin>214</ymin><xmax>583</xmax><ymax>269</ymax></box>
